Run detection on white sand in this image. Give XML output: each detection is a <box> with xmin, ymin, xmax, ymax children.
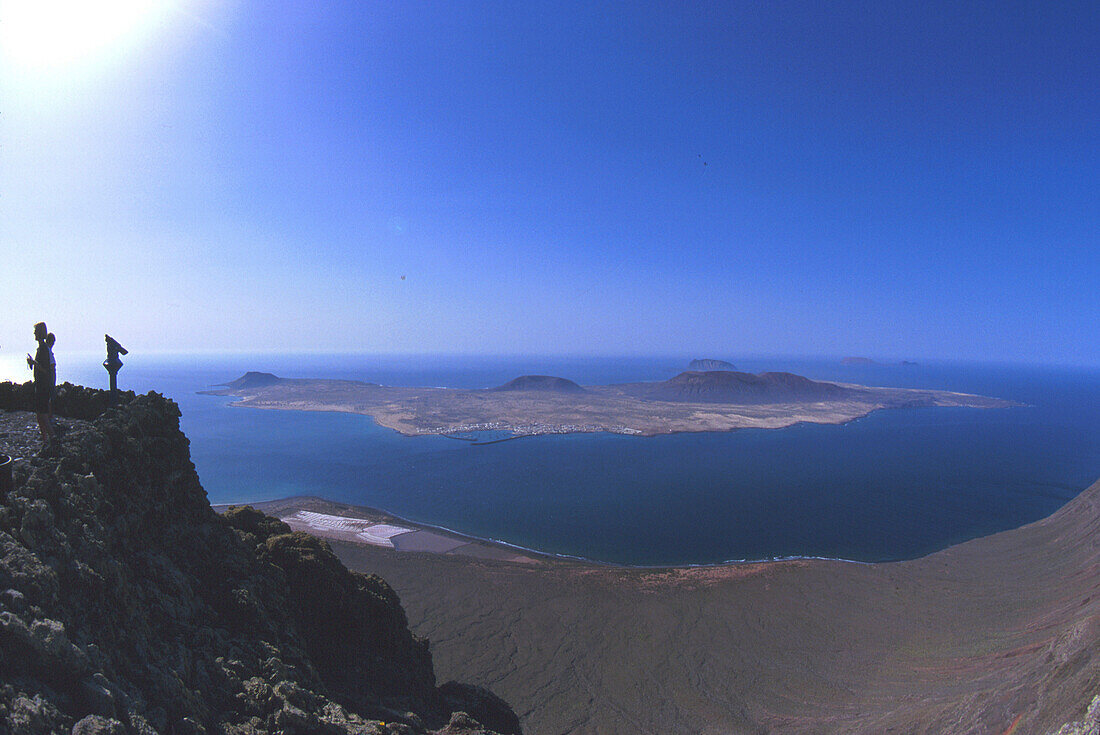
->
<box><xmin>286</xmin><ymin>510</ymin><xmax>413</xmax><ymax>548</ymax></box>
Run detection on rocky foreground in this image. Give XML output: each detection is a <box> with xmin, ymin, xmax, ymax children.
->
<box><xmin>0</xmin><ymin>382</ymin><xmax>520</xmax><ymax>735</ymax></box>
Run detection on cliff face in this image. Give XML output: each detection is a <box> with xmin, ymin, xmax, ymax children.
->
<box><xmin>0</xmin><ymin>384</ymin><xmax>520</xmax><ymax>735</ymax></box>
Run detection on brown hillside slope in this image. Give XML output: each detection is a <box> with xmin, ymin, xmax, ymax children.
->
<box><xmin>329</xmin><ymin>478</ymin><xmax>1100</xmax><ymax>734</ymax></box>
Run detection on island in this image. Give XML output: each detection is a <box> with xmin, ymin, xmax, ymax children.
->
<box><xmin>687</xmin><ymin>358</ymin><xmax>737</xmax><ymax>371</ymax></box>
<box><xmin>201</xmin><ymin>369</ymin><xmax>1016</xmax><ymax>438</ymax></box>
<box><xmin>842</xmin><ymin>356</ymin><xmax>921</xmax><ymax>366</ymax></box>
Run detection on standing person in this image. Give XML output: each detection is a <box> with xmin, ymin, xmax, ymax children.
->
<box><xmin>26</xmin><ymin>322</ymin><xmax>56</xmax><ymax>447</ymax></box>
<box><xmin>45</xmin><ymin>332</ymin><xmax>57</xmax><ymax>435</ymax></box>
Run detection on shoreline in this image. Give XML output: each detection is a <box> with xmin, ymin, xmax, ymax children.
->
<box><xmin>213</xmin><ymin>493</ymin><xmax>1030</xmax><ymax>571</ymax></box>
<box><xmin>215</xmin><ymin>496</ymin><xmax>553</xmax><ymax>565</ymax></box>
<box><xmin>338</xmin><ymin>477</ymin><xmax>1100</xmax><ymax>734</ymax></box>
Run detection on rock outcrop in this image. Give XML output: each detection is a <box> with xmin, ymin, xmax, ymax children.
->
<box><xmin>0</xmin><ymin>383</ymin><xmax>520</xmax><ymax>735</ymax></box>
<box><xmin>0</xmin><ymin>382</ymin><xmax>136</xmax><ymax>422</ymax></box>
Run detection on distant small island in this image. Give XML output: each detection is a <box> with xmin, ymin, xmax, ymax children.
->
<box><xmin>202</xmin><ymin>369</ymin><xmax>1015</xmax><ymax>438</ymax></box>
<box><xmin>688</xmin><ymin>358</ymin><xmax>737</xmax><ymax>371</ymax></box>
<box><xmin>842</xmin><ymin>357</ymin><xmax>921</xmax><ymax>366</ymax></box>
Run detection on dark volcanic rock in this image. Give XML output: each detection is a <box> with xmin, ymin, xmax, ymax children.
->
<box><xmin>489</xmin><ymin>376</ymin><xmax>586</xmax><ymax>394</ymax></box>
<box><xmin>0</xmin><ymin>381</ymin><xmax>136</xmax><ymax>421</ymax></box>
<box><xmin>687</xmin><ymin>359</ymin><xmax>737</xmax><ymax>371</ymax></box>
<box><xmin>439</xmin><ymin>683</ymin><xmax>522</xmax><ymax>735</ymax></box>
<box><xmin>0</xmin><ymin>383</ymin><xmax>520</xmax><ymax>734</ymax></box>
<box><xmin>638</xmin><ymin>370</ymin><xmax>848</xmax><ymax>404</ymax></box>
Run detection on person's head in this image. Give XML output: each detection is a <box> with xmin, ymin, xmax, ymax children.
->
<box><xmin>33</xmin><ymin>322</ymin><xmax>47</xmax><ymax>341</ymax></box>
<box><xmin>45</xmin><ymin>333</ymin><xmax>55</xmax><ymax>348</ymax></box>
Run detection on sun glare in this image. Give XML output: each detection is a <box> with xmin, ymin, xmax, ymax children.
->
<box><xmin>0</xmin><ymin>0</ymin><xmax>171</xmax><ymax>70</ymax></box>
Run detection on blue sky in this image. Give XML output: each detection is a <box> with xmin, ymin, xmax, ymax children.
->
<box><xmin>1</xmin><ymin>1</ymin><xmax>1097</xmax><ymax>364</ymax></box>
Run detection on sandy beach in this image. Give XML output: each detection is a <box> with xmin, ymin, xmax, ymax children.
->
<box><xmin>216</xmin><ymin>496</ymin><xmax>542</xmax><ymax>564</ymax></box>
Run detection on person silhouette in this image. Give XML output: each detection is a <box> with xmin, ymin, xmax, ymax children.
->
<box><xmin>26</xmin><ymin>322</ymin><xmax>56</xmax><ymax>448</ymax></box>
<box><xmin>45</xmin><ymin>332</ymin><xmax>57</xmax><ymax>433</ymax></box>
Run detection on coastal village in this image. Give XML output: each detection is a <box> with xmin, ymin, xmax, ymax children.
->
<box><xmin>420</xmin><ymin>421</ymin><xmax>645</xmax><ymax>438</ymax></box>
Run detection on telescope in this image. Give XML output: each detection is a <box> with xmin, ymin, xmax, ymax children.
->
<box><xmin>104</xmin><ymin>334</ymin><xmax>128</xmax><ymax>399</ymax></box>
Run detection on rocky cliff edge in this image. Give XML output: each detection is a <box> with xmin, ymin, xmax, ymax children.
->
<box><xmin>0</xmin><ymin>382</ymin><xmax>521</xmax><ymax>735</ymax></box>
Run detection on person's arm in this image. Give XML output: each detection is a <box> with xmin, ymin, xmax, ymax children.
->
<box><xmin>26</xmin><ymin>353</ymin><xmax>34</xmax><ymax>369</ymax></box>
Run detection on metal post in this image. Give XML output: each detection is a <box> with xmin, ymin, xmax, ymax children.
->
<box><xmin>103</xmin><ymin>334</ymin><xmax>127</xmax><ymax>403</ymax></box>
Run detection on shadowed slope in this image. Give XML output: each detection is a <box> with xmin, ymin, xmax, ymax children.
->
<box><xmin>327</xmin><ymin>479</ymin><xmax>1100</xmax><ymax>734</ymax></box>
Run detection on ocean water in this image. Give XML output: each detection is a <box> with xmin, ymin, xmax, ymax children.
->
<box><xmin>3</xmin><ymin>353</ymin><xmax>1097</xmax><ymax>566</ymax></box>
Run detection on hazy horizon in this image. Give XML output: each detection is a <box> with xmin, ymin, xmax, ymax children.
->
<box><xmin>1</xmin><ymin>349</ymin><xmax>1094</xmax><ymax>391</ymax></box>
<box><xmin>2</xmin><ymin>1</ymin><xmax>1096</xmax><ymax>365</ymax></box>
